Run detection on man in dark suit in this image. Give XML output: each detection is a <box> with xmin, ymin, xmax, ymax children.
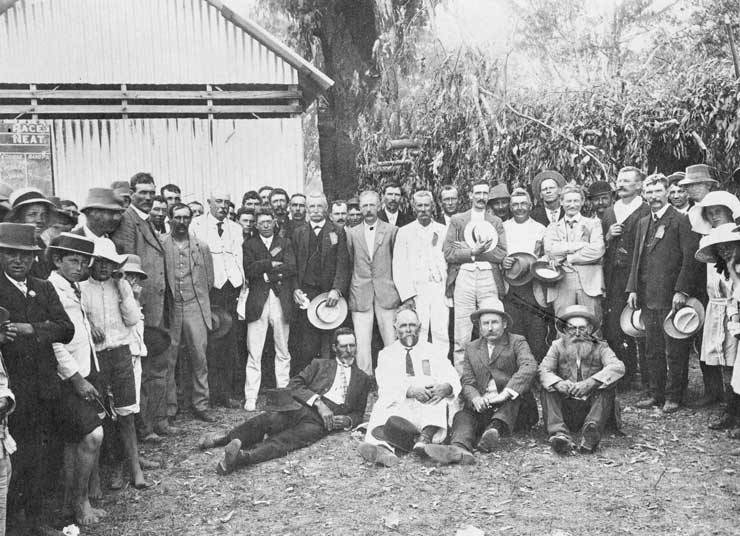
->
<box><xmin>424</xmin><ymin>299</ymin><xmax>537</xmax><ymax>465</ymax></box>
<box><xmin>377</xmin><ymin>181</ymin><xmax>414</xmax><ymax>228</ymax></box>
<box><xmin>627</xmin><ymin>174</ymin><xmax>701</xmax><ymax>413</ymax></box>
<box><xmin>0</xmin><ymin>223</ymin><xmax>75</xmax><ymax>534</ymax></box>
<box><xmin>110</xmin><ymin>172</ymin><xmax>170</xmax><ymax>440</ymax></box>
<box><xmin>200</xmin><ymin>327</ymin><xmax>371</xmax><ymax>474</ymax></box>
<box><xmin>243</xmin><ymin>208</ymin><xmax>296</xmax><ymax>411</ymax></box>
<box><xmin>601</xmin><ymin>167</ymin><xmax>650</xmax><ymax>387</ymax></box>
<box><xmin>530</xmin><ymin>170</ymin><xmax>566</xmax><ymax>227</ymax></box>
<box><xmin>290</xmin><ymin>192</ymin><xmax>350</xmax><ymax>374</ymax></box>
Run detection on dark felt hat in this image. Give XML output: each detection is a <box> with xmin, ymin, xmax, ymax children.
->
<box><xmin>587</xmin><ymin>181</ymin><xmax>613</xmax><ymax>199</ymax></box>
<box><xmin>371</xmin><ymin>416</ymin><xmax>419</xmax><ymax>453</ymax></box>
<box><xmin>210</xmin><ymin>306</ymin><xmax>233</xmax><ymax>339</ymax></box>
<box><xmin>502</xmin><ymin>252</ymin><xmax>537</xmax><ymax>287</ymax></box>
<box><xmin>666</xmin><ymin>172</ymin><xmax>686</xmax><ymax>187</ymax></box>
<box><xmin>81</xmin><ymin>188</ymin><xmax>125</xmax><ymax>212</ymax></box>
<box><xmin>262</xmin><ymin>388</ymin><xmax>302</xmax><ymax>412</ymax></box>
<box><xmin>0</xmin><ymin>223</ymin><xmax>41</xmax><ymax>251</ymax></box>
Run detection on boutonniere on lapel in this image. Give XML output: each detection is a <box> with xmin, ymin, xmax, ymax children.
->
<box><xmin>328</xmin><ymin>231</ymin><xmax>338</xmax><ymax>246</ymax></box>
<box><xmin>27</xmin><ymin>289</ymin><xmax>36</xmax><ymax>298</ymax></box>
<box><xmin>270</xmin><ymin>246</ymin><xmax>282</xmax><ymax>258</ymax></box>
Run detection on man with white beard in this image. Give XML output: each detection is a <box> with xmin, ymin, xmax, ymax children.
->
<box><xmin>539</xmin><ymin>305</ymin><xmax>625</xmax><ymax>455</ymax></box>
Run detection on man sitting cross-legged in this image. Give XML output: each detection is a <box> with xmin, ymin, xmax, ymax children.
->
<box><xmin>424</xmin><ymin>298</ymin><xmax>538</xmax><ymax>465</ymax></box>
<box><xmin>539</xmin><ymin>305</ymin><xmax>625</xmax><ymax>454</ymax></box>
<box><xmin>201</xmin><ymin>327</ymin><xmax>372</xmax><ymax>474</ymax></box>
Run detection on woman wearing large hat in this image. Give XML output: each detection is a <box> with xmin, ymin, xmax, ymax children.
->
<box><xmin>4</xmin><ymin>187</ymin><xmax>56</xmax><ymax>278</ymax></box>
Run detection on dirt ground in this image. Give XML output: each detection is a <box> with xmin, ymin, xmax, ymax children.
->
<box><xmin>84</xmin><ymin>359</ymin><xmax>740</xmax><ymax>536</ymax></box>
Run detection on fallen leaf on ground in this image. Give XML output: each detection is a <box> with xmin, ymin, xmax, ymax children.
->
<box><xmin>220</xmin><ymin>510</ymin><xmax>234</xmax><ymax>523</ymax></box>
<box><xmin>455</xmin><ymin>525</ymin><xmax>484</xmax><ymax>536</ymax></box>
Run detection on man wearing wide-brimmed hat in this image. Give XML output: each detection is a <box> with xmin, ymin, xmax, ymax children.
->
<box><xmin>47</xmin><ymin>233</ymin><xmax>106</xmax><ymax>525</ymax></box>
<box><xmin>601</xmin><ymin>166</ymin><xmax>650</xmax><ymax>388</ymax></box>
<box><xmin>424</xmin><ymin>298</ymin><xmax>538</xmax><ymax>465</ymax></box>
<box><xmin>486</xmin><ymin>183</ymin><xmax>511</xmax><ymax>221</ymax></box>
<box><xmin>531</xmin><ymin>170</ymin><xmax>566</xmax><ymax>227</ymax></box>
<box><xmin>202</xmin><ymin>327</ymin><xmax>371</xmax><ymax>475</ymax></box>
<box><xmin>539</xmin><ymin>305</ymin><xmax>624</xmax><ymax>455</ymax></box>
<box><xmin>74</xmin><ymin>187</ymin><xmax>125</xmax><ymax>244</ymax></box>
<box><xmin>501</xmin><ymin>188</ymin><xmax>549</xmax><ymax>361</ymax></box>
<box><xmin>5</xmin><ymin>186</ymin><xmax>57</xmax><ymax>279</ymax></box>
<box><xmin>679</xmin><ymin>163</ymin><xmax>719</xmax><ymax>235</ymax></box>
<box><xmin>626</xmin><ymin>174</ymin><xmax>701</xmax><ymax>413</ymax></box>
<box><xmin>0</xmin><ymin>223</ymin><xmax>75</xmax><ymax>534</ymax></box>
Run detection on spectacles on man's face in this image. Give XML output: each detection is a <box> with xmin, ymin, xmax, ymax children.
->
<box><xmin>565</xmin><ymin>325</ymin><xmax>590</xmax><ymax>335</ymax></box>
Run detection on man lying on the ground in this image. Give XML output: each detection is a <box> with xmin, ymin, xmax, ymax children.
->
<box><xmin>425</xmin><ymin>298</ymin><xmax>538</xmax><ymax>465</ymax></box>
<box><xmin>539</xmin><ymin>305</ymin><xmax>625</xmax><ymax>455</ymax></box>
<box><xmin>358</xmin><ymin>307</ymin><xmax>460</xmax><ymax>467</ymax></box>
<box><xmin>200</xmin><ymin>327</ymin><xmax>372</xmax><ymax>474</ymax></box>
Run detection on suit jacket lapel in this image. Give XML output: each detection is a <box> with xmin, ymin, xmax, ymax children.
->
<box><xmin>648</xmin><ymin>209</ymin><xmax>673</xmax><ymax>252</ymax></box>
<box><xmin>489</xmin><ymin>334</ymin><xmax>508</xmax><ymax>368</ymax></box>
<box><xmin>373</xmin><ymin>222</ymin><xmax>385</xmax><ymax>255</ymax></box>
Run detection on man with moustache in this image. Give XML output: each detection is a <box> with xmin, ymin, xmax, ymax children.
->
<box><xmin>269</xmin><ymin>188</ymin><xmax>292</xmax><ymax>238</ymax></box>
<box><xmin>443</xmin><ymin>180</ymin><xmax>507</xmax><ymax>372</ymax></box>
<box><xmin>424</xmin><ymin>299</ymin><xmax>538</xmax><ymax>465</ymax></box>
<box><xmin>149</xmin><ymin>195</ymin><xmax>169</xmax><ymax>234</ymax></box>
<box><xmin>202</xmin><ymin>328</ymin><xmax>371</xmax><ymax>474</ymax></box>
<box><xmin>258</xmin><ymin>186</ymin><xmax>273</xmax><ymax>208</ymax></box>
<box><xmin>290</xmin><ymin>192</ymin><xmax>349</xmax><ymax>374</ymax></box>
<box><xmin>359</xmin><ymin>308</ymin><xmax>460</xmax><ymax>467</ymax></box>
<box><xmin>289</xmin><ymin>193</ymin><xmax>307</xmax><ymax>229</ymax></box>
<box><xmin>601</xmin><ymin>167</ymin><xmax>650</xmax><ymax>386</ymax></box>
<box><xmin>437</xmin><ymin>184</ymin><xmax>459</xmax><ymax>226</ymax></box>
<box><xmin>111</xmin><ymin>172</ymin><xmax>169</xmax><ymax>438</ymax></box>
<box><xmin>378</xmin><ymin>182</ymin><xmax>414</xmax><ymax>228</ymax></box>
<box><xmin>329</xmin><ymin>199</ymin><xmax>348</xmax><ymax>227</ymax></box>
<box><xmin>190</xmin><ymin>188</ymin><xmax>244</xmax><ymax>409</ymax></box>
<box><xmin>486</xmin><ymin>184</ymin><xmax>511</xmax><ymax>221</ymax></box>
<box><xmin>531</xmin><ymin>170</ymin><xmax>566</xmax><ymax>226</ymax></box>
<box><xmin>501</xmin><ymin>188</ymin><xmax>548</xmax><ymax>361</ymax></box>
<box><xmin>345</xmin><ymin>190</ymin><xmax>401</xmax><ymax>375</ymax></box>
<box><xmin>627</xmin><ymin>174</ymin><xmax>700</xmax><ymax>413</ymax></box>
<box><xmin>75</xmin><ymin>187</ymin><xmax>125</xmax><ymax>243</ymax></box>
<box><xmin>586</xmin><ymin>181</ymin><xmax>614</xmax><ymax>220</ymax></box>
<box><xmin>539</xmin><ymin>305</ymin><xmax>625</xmax><ymax>454</ymax></box>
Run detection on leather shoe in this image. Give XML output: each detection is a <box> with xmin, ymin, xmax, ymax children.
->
<box><xmin>423</xmin><ymin>444</ymin><xmax>474</xmax><ymax>465</ymax></box>
<box><xmin>193</xmin><ymin>408</ymin><xmax>216</xmax><ymax>423</ymax></box>
<box><xmin>244</xmin><ymin>399</ymin><xmax>257</xmax><ymax>412</ymax></box>
<box><xmin>709</xmin><ymin>413</ymin><xmax>737</xmax><ymax>430</ymax></box>
<box><xmin>662</xmin><ymin>401</ymin><xmax>680</xmax><ymax>414</ymax></box>
<box><xmin>549</xmin><ymin>433</ymin><xmax>575</xmax><ymax>455</ymax></box>
<box><xmin>198</xmin><ymin>431</ymin><xmax>229</xmax><ymax>450</ymax></box>
<box><xmin>358</xmin><ymin>442</ymin><xmax>398</xmax><ymax>467</ymax></box>
<box><xmin>477</xmin><ymin>427</ymin><xmax>500</xmax><ymax>452</ymax></box>
<box><xmin>635</xmin><ymin>397</ymin><xmax>661</xmax><ymax>409</ymax></box>
<box><xmin>412</xmin><ymin>436</ymin><xmax>430</xmax><ymax>457</ymax></box>
<box><xmin>579</xmin><ymin>422</ymin><xmax>600</xmax><ymax>453</ymax></box>
<box><xmin>216</xmin><ymin>439</ymin><xmax>243</xmax><ymax>475</ymax></box>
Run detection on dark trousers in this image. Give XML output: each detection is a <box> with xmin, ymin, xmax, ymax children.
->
<box><xmin>232</xmin><ymin>320</ymin><xmax>248</xmax><ymax>400</ymax></box>
<box><xmin>603</xmin><ymin>289</ymin><xmax>644</xmax><ymax>379</ymax></box>
<box><xmin>450</xmin><ymin>394</ymin><xmax>538</xmax><ymax>452</ymax></box>
<box><xmin>542</xmin><ymin>388</ymin><xmax>615</xmax><ymax>437</ymax></box>
<box><xmin>643</xmin><ymin>307</ymin><xmax>690</xmax><ymax>403</ymax></box>
<box><xmin>207</xmin><ymin>282</ymin><xmax>241</xmax><ymax>405</ymax></box>
<box><xmin>504</xmin><ymin>284</ymin><xmax>548</xmax><ymax>362</ymax></box>
<box><xmin>290</xmin><ymin>310</ymin><xmax>332</xmax><ymax>376</ymax></box>
<box><xmin>226</xmin><ymin>406</ymin><xmax>327</xmax><ymax>465</ymax></box>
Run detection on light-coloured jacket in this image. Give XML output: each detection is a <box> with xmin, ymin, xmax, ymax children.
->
<box><xmin>190</xmin><ymin>213</ymin><xmax>244</xmax><ymax>290</ymax></box>
<box><xmin>80</xmin><ymin>277</ymin><xmax>140</xmax><ymax>351</ymax></box>
<box><xmin>0</xmin><ymin>353</ymin><xmax>15</xmax><ymax>457</ymax></box>
<box><xmin>539</xmin><ymin>339</ymin><xmax>625</xmax><ymax>390</ymax></box>
<box><xmin>544</xmin><ymin>215</ymin><xmax>605</xmax><ymax>300</ymax></box>
<box><xmin>392</xmin><ymin>219</ymin><xmax>447</xmax><ymax>302</ymax></box>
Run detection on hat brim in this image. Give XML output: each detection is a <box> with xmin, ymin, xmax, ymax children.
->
<box><xmin>210</xmin><ymin>309</ymin><xmax>233</xmax><ymax>339</ymax></box>
<box><xmin>530</xmin><ymin>261</ymin><xmax>565</xmax><ymax>284</ymax></box>
<box><xmin>556</xmin><ymin>308</ymin><xmax>600</xmax><ymax>335</ymax></box>
<box><xmin>371</xmin><ymin>425</ymin><xmax>414</xmax><ymax>453</ymax></box>
<box><xmin>532</xmin><ymin>171</ymin><xmax>566</xmax><ymax>200</ymax></box>
<box><xmin>470</xmin><ymin>308</ymin><xmax>513</xmax><ymax>328</ymax></box>
<box><xmin>620</xmin><ymin>305</ymin><xmax>645</xmax><ymax>338</ymax></box>
<box><xmin>81</xmin><ymin>203</ymin><xmax>125</xmax><ymax>212</ymax></box>
<box><xmin>122</xmin><ymin>266</ymin><xmax>148</xmax><ymax>279</ymax></box>
<box><xmin>678</xmin><ymin>178</ymin><xmax>719</xmax><ymax>186</ymax></box>
<box><xmin>307</xmin><ymin>293</ymin><xmax>348</xmax><ymax>330</ymax></box>
<box><xmin>463</xmin><ymin>221</ymin><xmax>499</xmax><ymax>252</ymax></box>
<box><xmin>0</xmin><ymin>240</ymin><xmax>41</xmax><ymax>251</ymax></box>
<box><xmin>503</xmin><ymin>253</ymin><xmax>537</xmax><ymax>286</ymax></box>
<box><xmin>48</xmin><ymin>245</ymin><xmax>94</xmax><ymax>258</ymax></box>
<box><xmin>663</xmin><ymin>298</ymin><xmax>705</xmax><ymax>339</ymax></box>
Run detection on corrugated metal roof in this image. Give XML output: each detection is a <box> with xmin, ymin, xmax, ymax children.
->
<box><xmin>52</xmin><ymin>117</ymin><xmax>304</xmax><ymax>204</ymax></box>
<box><xmin>0</xmin><ymin>0</ymin><xmax>332</xmax><ymax>94</ymax></box>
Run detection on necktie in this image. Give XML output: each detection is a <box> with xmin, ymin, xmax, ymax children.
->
<box><xmin>567</xmin><ymin>220</ymin><xmax>576</xmax><ymax>228</ymax></box>
<box><xmin>405</xmin><ymin>347</ymin><xmax>414</xmax><ymax>376</ymax></box>
<box><xmin>72</xmin><ymin>281</ymin><xmax>81</xmax><ymax>301</ymax></box>
<box><xmin>17</xmin><ymin>280</ymin><xmax>27</xmax><ymax>297</ymax></box>
<box><xmin>339</xmin><ymin>365</ymin><xmax>349</xmax><ymax>402</ymax></box>
<box><xmin>217</xmin><ymin>221</ymin><xmax>224</xmax><ymax>237</ymax></box>
<box><xmin>313</xmin><ymin>225</ymin><xmax>321</xmax><ymax>236</ymax></box>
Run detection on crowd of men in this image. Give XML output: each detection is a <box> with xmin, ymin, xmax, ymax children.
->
<box><xmin>0</xmin><ymin>164</ymin><xmax>738</xmax><ymax>534</ymax></box>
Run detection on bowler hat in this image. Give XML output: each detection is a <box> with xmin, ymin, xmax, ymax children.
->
<box><xmin>502</xmin><ymin>252</ymin><xmax>537</xmax><ymax>286</ymax></box>
<box><xmin>121</xmin><ymin>254</ymin><xmax>148</xmax><ymax>279</ymax></box>
<box><xmin>663</xmin><ymin>298</ymin><xmax>705</xmax><ymax>339</ymax></box>
<box><xmin>488</xmin><ymin>184</ymin><xmax>510</xmax><ymax>200</ymax></box>
<box><xmin>262</xmin><ymin>388</ymin><xmax>302</xmax><ymax>412</ymax></box>
<box><xmin>470</xmin><ymin>297</ymin><xmax>513</xmax><ymax>327</ymax></box>
<box><xmin>210</xmin><ymin>306</ymin><xmax>233</xmax><ymax>339</ymax></box>
<box><xmin>620</xmin><ymin>303</ymin><xmax>646</xmax><ymax>338</ymax></box>
<box><xmin>679</xmin><ymin>164</ymin><xmax>718</xmax><ymax>186</ymax></box>
<box><xmin>347</xmin><ymin>197</ymin><xmax>360</xmax><ymax>208</ymax></box>
<box><xmin>0</xmin><ymin>223</ymin><xmax>41</xmax><ymax>251</ymax></box>
<box><xmin>531</xmin><ymin>170</ymin><xmax>566</xmax><ymax>200</ymax></box>
<box><xmin>307</xmin><ymin>292</ymin><xmax>348</xmax><ymax>330</ymax></box>
<box><xmin>81</xmin><ymin>188</ymin><xmax>125</xmax><ymax>212</ymax></box>
<box><xmin>143</xmin><ymin>326</ymin><xmax>171</xmax><ymax>357</ymax></box>
<box><xmin>47</xmin><ymin>232</ymin><xmax>95</xmax><ymax>257</ymax></box>
<box><xmin>371</xmin><ymin>416</ymin><xmax>419</xmax><ymax>453</ymax></box>
<box><xmin>587</xmin><ymin>181</ymin><xmax>613</xmax><ymax>199</ymax></box>
<box><xmin>531</xmin><ymin>260</ymin><xmax>565</xmax><ymax>284</ymax></box>
<box><xmin>556</xmin><ymin>305</ymin><xmax>599</xmax><ymax>334</ymax></box>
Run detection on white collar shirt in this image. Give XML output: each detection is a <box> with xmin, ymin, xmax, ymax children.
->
<box><xmin>322</xmin><ymin>358</ymin><xmax>353</xmax><ymax>406</ymax></box>
<box><xmin>131</xmin><ymin>204</ymin><xmax>149</xmax><ymax>221</ymax></box>
<box><xmin>363</xmin><ymin>221</ymin><xmax>377</xmax><ymax>260</ymax></box>
<box><xmin>652</xmin><ymin>204</ymin><xmax>670</xmax><ymax>222</ymax></box>
<box><xmin>260</xmin><ymin>234</ymin><xmax>273</xmax><ymax>250</ymax></box>
<box><xmin>5</xmin><ymin>273</ymin><xmax>27</xmax><ymax>296</ymax></box>
<box><xmin>191</xmin><ymin>213</ymin><xmax>244</xmax><ymax>289</ymax></box>
<box><xmin>311</xmin><ymin>219</ymin><xmax>326</xmax><ymax>235</ymax></box>
<box><xmin>502</xmin><ymin>218</ymin><xmax>546</xmax><ymax>255</ymax></box>
<box><xmin>384</xmin><ymin>209</ymin><xmax>398</xmax><ymax>226</ymax></box>
<box><xmin>546</xmin><ymin>206</ymin><xmax>561</xmax><ymax>224</ymax></box>
<box><xmin>613</xmin><ymin>196</ymin><xmax>643</xmax><ymax>224</ymax></box>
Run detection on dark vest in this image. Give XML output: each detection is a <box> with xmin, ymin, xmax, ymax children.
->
<box><xmin>304</xmin><ymin>227</ymin><xmax>324</xmax><ymax>288</ymax></box>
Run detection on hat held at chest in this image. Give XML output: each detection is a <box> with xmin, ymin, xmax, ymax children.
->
<box><xmin>463</xmin><ymin>220</ymin><xmax>498</xmax><ymax>252</ymax></box>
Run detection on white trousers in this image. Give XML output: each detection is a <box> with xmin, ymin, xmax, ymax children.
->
<box><xmin>453</xmin><ymin>268</ymin><xmax>498</xmax><ymax>371</ymax></box>
<box><xmin>352</xmin><ymin>301</ymin><xmax>397</xmax><ymax>375</ymax></box>
<box><xmin>245</xmin><ymin>290</ymin><xmax>291</xmax><ymax>402</ymax></box>
<box><xmin>414</xmin><ymin>282</ymin><xmax>449</xmax><ymax>348</ymax></box>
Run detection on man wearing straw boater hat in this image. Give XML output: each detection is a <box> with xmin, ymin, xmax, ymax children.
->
<box><xmin>627</xmin><ymin>174</ymin><xmax>701</xmax><ymax>413</ymax></box>
<box><xmin>0</xmin><ymin>223</ymin><xmax>74</xmax><ymax>535</ymax></box>
<box><xmin>539</xmin><ymin>305</ymin><xmax>625</xmax><ymax>454</ymax></box>
<box><xmin>601</xmin><ymin>167</ymin><xmax>650</xmax><ymax>388</ymax></box>
<box><xmin>47</xmin><ymin>233</ymin><xmax>106</xmax><ymax>526</ymax></box>
<box><xmin>201</xmin><ymin>327</ymin><xmax>371</xmax><ymax>475</ymax></box>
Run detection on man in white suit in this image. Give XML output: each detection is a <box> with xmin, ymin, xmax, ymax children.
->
<box><xmin>543</xmin><ymin>184</ymin><xmax>605</xmax><ymax>321</ymax></box>
<box><xmin>443</xmin><ymin>180</ymin><xmax>507</xmax><ymax>371</ymax></box>
<box><xmin>345</xmin><ymin>190</ymin><xmax>401</xmax><ymax>375</ymax></box>
<box><xmin>393</xmin><ymin>190</ymin><xmax>448</xmax><ymax>347</ymax></box>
